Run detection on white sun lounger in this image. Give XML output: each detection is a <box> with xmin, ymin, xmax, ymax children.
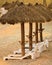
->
<box><xmin>3</xmin><ymin>40</ymin><xmax>49</xmax><ymax>60</ymax></box>
<box><xmin>14</xmin><ymin>40</ymin><xmax>49</xmax><ymax>54</ymax></box>
<box><xmin>14</xmin><ymin>49</ymin><xmax>29</xmax><ymax>54</ymax></box>
<box><xmin>35</xmin><ymin>40</ymin><xmax>49</xmax><ymax>53</ymax></box>
<box><xmin>14</xmin><ymin>43</ymin><xmax>35</xmax><ymax>54</ymax></box>
<box><xmin>4</xmin><ymin>46</ymin><xmax>41</xmax><ymax>60</ymax></box>
<box><xmin>8</xmin><ymin>54</ymin><xmax>22</xmax><ymax>57</ymax></box>
<box><xmin>4</xmin><ymin>56</ymin><xmax>22</xmax><ymax>60</ymax></box>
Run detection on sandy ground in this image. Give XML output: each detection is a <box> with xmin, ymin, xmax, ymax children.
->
<box><xmin>0</xmin><ymin>42</ymin><xmax>52</xmax><ymax>65</ymax></box>
<box><xmin>0</xmin><ymin>22</ymin><xmax>52</xmax><ymax>65</ymax></box>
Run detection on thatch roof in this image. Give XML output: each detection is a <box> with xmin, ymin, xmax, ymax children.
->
<box><xmin>2</xmin><ymin>2</ymin><xmax>10</xmax><ymax>7</ymax></box>
<box><xmin>27</xmin><ymin>3</ymin><xmax>52</xmax><ymax>22</ymax></box>
<box><xmin>2</xmin><ymin>1</ymin><xmax>20</xmax><ymax>10</ymax></box>
<box><xmin>0</xmin><ymin>2</ymin><xmax>46</xmax><ymax>24</ymax></box>
<box><xmin>48</xmin><ymin>3</ymin><xmax>52</xmax><ymax>9</ymax></box>
<box><xmin>35</xmin><ymin>4</ymin><xmax>52</xmax><ymax>21</ymax></box>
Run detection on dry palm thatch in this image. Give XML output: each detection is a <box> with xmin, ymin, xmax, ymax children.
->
<box><xmin>48</xmin><ymin>3</ymin><xmax>52</xmax><ymax>9</ymax></box>
<box><xmin>2</xmin><ymin>2</ymin><xmax>10</xmax><ymax>7</ymax></box>
<box><xmin>35</xmin><ymin>3</ymin><xmax>52</xmax><ymax>20</ymax></box>
<box><xmin>2</xmin><ymin>2</ymin><xmax>13</xmax><ymax>10</ymax></box>
<box><xmin>2</xmin><ymin>1</ymin><xmax>20</xmax><ymax>10</ymax></box>
<box><xmin>0</xmin><ymin>2</ymin><xmax>46</xmax><ymax>24</ymax></box>
<box><xmin>28</xmin><ymin>3</ymin><xmax>52</xmax><ymax>22</ymax></box>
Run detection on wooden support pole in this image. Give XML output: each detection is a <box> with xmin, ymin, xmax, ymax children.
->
<box><xmin>40</xmin><ymin>23</ymin><xmax>43</xmax><ymax>42</ymax></box>
<box><xmin>29</xmin><ymin>23</ymin><xmax>32</xmax><ymax>51</ymax></box>
<box><xmin>21</xmin><ymin>22</ymin><xmax>25</xmax><ymax>56</ymax></box>
<box><xmin>35</xmin><ymin>22</ymin><xmax>38</xmax><ymax>43</ymax></box>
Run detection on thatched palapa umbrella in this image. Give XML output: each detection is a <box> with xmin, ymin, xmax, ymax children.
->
<box><xmin>1</xmin><ymin>1</ymin><xmax>52</xmax><ymax>51</ymax></box>
<box><xmin>27</xmin><ymin>3</ymin><xmax>52</xmax><ymax>42</ymax></box>
<box><xmin>0</xmin><ymin>2</ymin><xmax>48</xmax><ymax>55</ymax></box>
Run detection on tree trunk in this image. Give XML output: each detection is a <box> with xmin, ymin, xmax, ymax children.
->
<box><xmin>35</xmin><ymin>23</ymin><xmax>38</xmax><ymax>43</ymax></box>
<box><xmin>40</xmin><ymin>23</ymin><xmax>43</xmax><ymax>42</ymax></box>
<box><xmin>21</xmin><ymin>22</ymin><xmax>25</xmax><ymax>56</ymax></box>
<box><xmin>29</xmin><ymin>23</ymin><xmax>32</xmax><ymax>51</ymax></box>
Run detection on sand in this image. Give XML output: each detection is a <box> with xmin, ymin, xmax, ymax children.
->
<box><xmin>0</xmin><ymin>22</ymin><xmax>52</xmax><ymax>65</ymax></box>
<box><xmin>0</xmin><ymin>42</ymin><xmax>52</xmax><ymax>65</ymax></box>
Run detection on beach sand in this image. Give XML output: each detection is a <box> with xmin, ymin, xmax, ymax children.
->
<box><xmin>0</xmin><ymin>22</ymin><xmax>52</xmax><ymax>65</ymax></box>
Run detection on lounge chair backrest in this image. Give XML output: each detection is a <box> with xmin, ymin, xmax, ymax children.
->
<box><xmin>44</xmin><ymin>39</ymin><xmax>49</xmax><ymax>47</ymax></box>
